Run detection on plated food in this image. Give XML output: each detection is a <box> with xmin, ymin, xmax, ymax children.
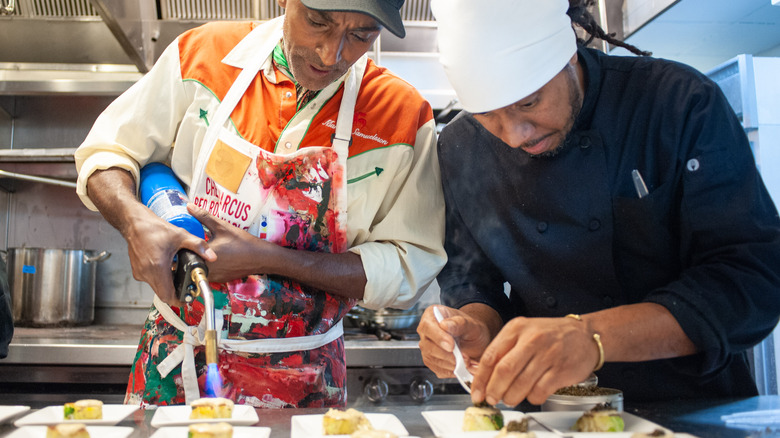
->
<box><xmin>573</xmin><ymin>403</ymin><xmax>625</xmax><ymax>432</ymax></box>
<box><xmin>63</xmin><ymin>400</ymin><xmax>103</xmax><ymax>420</ymax></box>
<box><xmin>190</xmin><ymin>398</ymin><xmax>234</xmax><ymax>420</ymax></box>
<box><xmin>188</xmin><ymin>422</ymin><xmax>234</xmax><ymax>438</ymax></box>
<box><xmin>149</xmin><ymin>404</ymin><xmax>258</xmax><ymax>428</ymax></box>
<box><xmin>13</xmin><ymin>405</ymin><xmax>138</xmax><ymax>428</ymax></box>
<box><xmin>46</xmin><ymin>423</ymin><xmax>90</xmax><ymax>438</ymax></box>
<box><xmin>462</xmin><ymin>405</ymin><xmax>504</xmax><ymax>431</ymax></box>
<box><xmin>322</xmin><ymin>408</ymin><xmax>373</xmax><ymax>435</ymax></box>
<box><xmin>291</xmin><ymin>411</ymin><xmax>407</xmax><ymax>438</ymax></box>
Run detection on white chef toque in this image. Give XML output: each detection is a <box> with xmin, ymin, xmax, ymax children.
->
<box><xmin>430</xmin><ymin>0</ymin><xmax>577</xmax><ymax>113</ymax></box>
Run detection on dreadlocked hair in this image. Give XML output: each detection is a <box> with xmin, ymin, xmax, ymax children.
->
<box><xmin>567</xmin><ymin>0</ymin><xmax>652</xmax><ymax>56</ymax></box>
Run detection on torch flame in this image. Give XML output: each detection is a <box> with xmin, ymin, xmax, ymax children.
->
<box><xmin>205</xmin><ymin>363</ymin><xmax>223</xmax><ymax>398</ymax></box>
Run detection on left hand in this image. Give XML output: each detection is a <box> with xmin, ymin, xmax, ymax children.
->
<box><xmin>470</xmin><ymin>315</ymin><xmax>600</xmax><ymax>407</ymax></box>
<box><xmin>417</xmin><ymin>305</ymin><xmax>490</xmax><ymax>378</ymax></box>
<box><xmin>187</xmin><ymin>203</ymin><xmax>275</xmax><ymax>282</ymax></box>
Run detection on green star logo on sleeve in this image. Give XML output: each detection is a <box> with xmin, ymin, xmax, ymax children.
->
<box><xmin>199</xmin><ymin>108</ymin><xmax>209</xmax><ymax>126</ymax></box>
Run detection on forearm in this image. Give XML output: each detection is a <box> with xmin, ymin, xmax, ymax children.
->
<box><xmin>269</xmin><ymin>248</ymin><xmax>367</xmax><ymax>300</ymax></box>
<box><xmin>86</xmin><ymin>167</ymin><xmax>149</xmax><ymax>236</ymax></box>
<box><xmin>206</xmin><ymin>233</ymin><xmax>368</xmax><ymax>299</ymax></box>
<box><xmin>582</xmin><ymin>302</ymin><xmax>697</xmax><ymax>363</ymax></box>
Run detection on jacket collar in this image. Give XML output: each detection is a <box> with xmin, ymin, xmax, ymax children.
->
<box><xmin>221</xmin><ymin>16</ymin><xmax>285</xmax><ymax>83</ymax></box>
<box><xmin>573</xmin><ymin>45</ymin><xmax>602</xmax><ymax>131</ymax></box>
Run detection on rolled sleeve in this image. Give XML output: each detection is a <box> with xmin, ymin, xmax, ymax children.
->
<box><xmin>76</xmin><ymin>151</ymin><xmax>141</xmax><ymax>211</ymax></box>
<box><xmin>351</xmin><ymin>120</ymin><xmax>447</xmax><ymax>310</ymax></box>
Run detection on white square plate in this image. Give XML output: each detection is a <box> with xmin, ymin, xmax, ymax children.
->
<box><xmin>440</xmin><ymin>433</ymin><xmax>560</xmax><ymax>438</ymax></box>
<box><xmin>150</xmin><ymin>405</ymin><xmax>259</xmax><ymax>427</ymax></box>
<box><xmin>439</xmin><ymin>432</ymin><xmax>691</xmax><ymax>438</ymax></box>
<box><xmin>14</xmin><ymin>405</ymin><xmax>138</xmax><ymax>427</ymax></box>
<box><xmin>150</xmin><ymin>426</ymin><xmax>271</xmax><ymax>438</ymax></box>
<box><xmin>530</xmin><ymin>411</ymin><xmax>665</xmax><ymax>436</ymax></box>
<box><xmin>291</xmin><ymin>413</ymin><xmax>409</xmax><ymax>438</ymax></box>
<box><xmin>423</xmin><ymin>410</ymin><xmax>668</xmax><ymax>437</ymax></box>
<box><xmin>421</xmin><ymin>410</ymin><xmax>527</xmax><ymax>437</ymax></box>
<box><xmin>0</xmin><ymin>406</ymin><xmax>30</xmax><ymax>424</ymax></box>
<box><xmin>6</xmin><ymin>426</ymin><xmax>134</xmax><ymax>438</ymax></box>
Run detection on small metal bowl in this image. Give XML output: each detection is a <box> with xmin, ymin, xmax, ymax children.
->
<box><xmin>541</xmin><ymin>387</ymin><xmax>624</xmax><ymax>412</ymax></box>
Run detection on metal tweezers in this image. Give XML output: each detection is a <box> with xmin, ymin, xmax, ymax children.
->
<box><xmin>525</xmin><ymin>415</ymin><xmax>574</xmax><ymax>438</ymax></box>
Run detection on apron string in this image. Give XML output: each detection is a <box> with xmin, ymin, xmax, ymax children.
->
<box><xmin>154</xmin><ymin>295</ymin><xmax>213</xmax><ymax>404</ymax></box>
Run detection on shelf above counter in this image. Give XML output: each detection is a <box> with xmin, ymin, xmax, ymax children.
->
<box><xmin>0</xmin><ymin>148</ymin><xmax>78</xmax><ymax>183</ymax></box>
<box><xmin>0</xmin><ymin>147</ymin><xmax>76</xmax><ymax>162</ymax></box>
<box><xmin>0</xmin><ymin>63</ymin><xmax>142</xmax><ymax>96</ymax></box>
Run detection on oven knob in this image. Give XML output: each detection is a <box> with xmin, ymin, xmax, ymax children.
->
<box><xmin>364</xmin><ymin>377</ymin><xmax>389</xmax><ymax>403</ymax></box>
<box><xmin>409</xmin><ymin>376</ymin><xmax>434</xmax><ymax>403</ymax></box>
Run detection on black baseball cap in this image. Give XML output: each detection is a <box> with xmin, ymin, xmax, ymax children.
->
<box><xmin>299</xmin><ymin>0</ymin><xmax>406</xmax><ymax>38</ymax></box>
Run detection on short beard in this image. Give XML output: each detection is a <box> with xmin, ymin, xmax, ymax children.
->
<box><xmin>282</xmin><ymin>38</ymin><xmax>348</xmax><ymax>91</ymax></box>
<box><xmin>529</xmin><ymin>64</ymin><xmax>582</xmax><ymax>159</ymax></box>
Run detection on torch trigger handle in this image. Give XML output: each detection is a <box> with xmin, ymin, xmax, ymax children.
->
<box><xmin>173</xmin><ymin>248</ymin><xmax>209</xmax><ymax>303</ymax></box>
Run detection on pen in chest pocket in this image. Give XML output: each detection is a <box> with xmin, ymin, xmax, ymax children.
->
<box><xmin>631</xmin><ymin>169</ymin><xmax>649</xmax><ymax>198</ymax></box>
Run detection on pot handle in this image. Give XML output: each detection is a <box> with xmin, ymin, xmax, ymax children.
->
<box><xmin>84</xmin><ymin>250</ymin><xmax>111</xmax><ymax>263</ymax></box>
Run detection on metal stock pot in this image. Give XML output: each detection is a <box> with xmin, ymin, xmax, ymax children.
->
<box><xmin>7</xmin><ymin>247</ymin><xmax>110</xmax><ymax>327</ymax></box>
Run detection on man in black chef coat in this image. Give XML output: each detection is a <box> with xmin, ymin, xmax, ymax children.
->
<box><xmin>417</xmin><ymin>0</ymin><xmax>780</xmax><ymax>406</ymax></box>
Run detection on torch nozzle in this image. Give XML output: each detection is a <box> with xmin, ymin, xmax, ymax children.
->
<box><xmin>192</xmin><ymin>267</ymin><xmax>218</xmax><ymax>366</ymax></box>
<box><xmin>205</xmin><ymin>329</ymin><xmax>218</xmax><ymax>365</ymax></box>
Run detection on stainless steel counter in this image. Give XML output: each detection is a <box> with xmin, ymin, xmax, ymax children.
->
<box><xmin>1</xmin><ymin>325</ymin><xmax>777</xmax><ymax>438</ymax></box>
<box><xmin>0</xmin><ymin>324</ymin><xmax>436</xmax><ymax>408</ymax></box>
<box><xmin>0</xmin><ymin>397</ymin><xmax>477</xmax><ymax>438</ymax></box>
<box><xmin>4</xmin><ymin>325</ymin><xmax>425</xmax><ymax>367</ymax></box>
<box><xmin>1</xmin><ymin>395</ymin><xmax>778</xmax><ymax>437</ymax></box>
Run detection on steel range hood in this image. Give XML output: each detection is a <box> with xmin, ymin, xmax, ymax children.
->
<box><xmin>0</xmin><ymin>0</ymin><xmax>437</xmax><ymax>73</ymax></box>
<box><xmin>0</xmin><ymin>0</ymin><xmax>452</xmax><ymax>105</ymax></box>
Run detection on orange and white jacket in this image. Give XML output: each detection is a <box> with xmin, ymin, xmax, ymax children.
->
<box><xmin>75</xmin><ymin>20</ymin><xmax>445</xmax><ymax>309</ymax></box>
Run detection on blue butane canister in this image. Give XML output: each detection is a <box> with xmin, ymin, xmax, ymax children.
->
<box><xmin>140</xmin><ymin>164</ymin><xmax>218</xmax><ymax>369</ymax></box>
<box><xmin>139</xmin><ymin>162</ymin><xmax>209</xmax><ymax>303</ymax></box>
<box><xmin>139</xmin><ymin>163</ymin><xmax>205</xmax><ymax>239</ymax></box>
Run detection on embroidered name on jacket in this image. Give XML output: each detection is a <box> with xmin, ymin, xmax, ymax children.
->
<box><xmin>322</xmin><ymin>119</ymin><xmax>389</xmax><ymax>146</ymax></box>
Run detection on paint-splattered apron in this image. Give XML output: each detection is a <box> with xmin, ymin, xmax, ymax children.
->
<box><xmin>125</xmin><ymin>18</ymin><xmax>366</xmax><ymax>408</ymax></box>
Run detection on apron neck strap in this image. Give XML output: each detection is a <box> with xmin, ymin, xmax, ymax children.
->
<box><xmin>331</xmin><ymin>54</ymin><xmax>368</xmax><ymax>153</ymax></box>
<box><xmin>196</xmin><ymin>21</ymin><xmax>284</xmax><ymax>181</ymax></box>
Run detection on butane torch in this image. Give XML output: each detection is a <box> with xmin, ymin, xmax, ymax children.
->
<box><xmin>139</xmin><ymin>163</ymin><xmax>218</xmax><ymax>367</ymax></box>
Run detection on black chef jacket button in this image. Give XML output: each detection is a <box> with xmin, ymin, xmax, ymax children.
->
<box><xmin>579</xmin><ymin>136</ymin><xmax>592</xmax><ymax>149</ymax></box>
<box><xmin>588</xmin><ymin>219</ymin><xmax>601</xmax><ymax>231</ymax></box>
<box><xmin>546</xmin><ymin>296</ymin><xmax>557</xmax><ymax>307</ymax></box>
<box><xmin>602</xmin><ymin>295</ymin><xmax>614</xmax><ymax>306</ymax></box>
<box><xmin>537</xmin><ymin>221</ymin><xmax>548</xmax><ymax>233</ymax></box>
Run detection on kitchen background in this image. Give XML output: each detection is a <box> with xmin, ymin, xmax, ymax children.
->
<box><xmin>1</xmin><ymin>0</ymin><xmax>780</xmax><ymax>399</ymax></box>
